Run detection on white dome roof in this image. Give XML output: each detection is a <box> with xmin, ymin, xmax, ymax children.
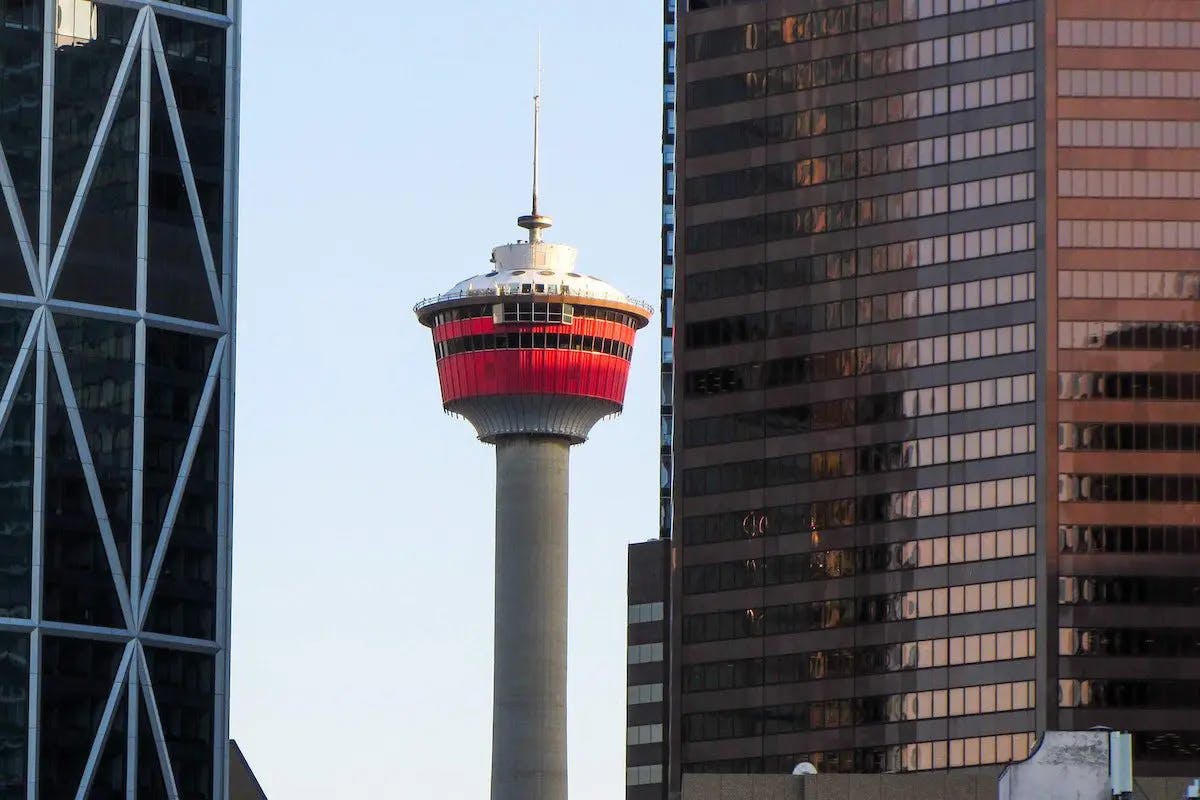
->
<box><xmin>439</xmin><ymin>241</ymin><xmax>639</xmax><ymax>307</ymax></box>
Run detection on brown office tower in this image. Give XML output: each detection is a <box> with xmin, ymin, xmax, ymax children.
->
<box><xmin>629</xmin><ymin>0</ymin><xmax>1200</xmax><ymax>796</ymax></box>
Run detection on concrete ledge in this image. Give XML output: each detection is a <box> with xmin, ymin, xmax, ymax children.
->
<box><xmin>682</xmin><ymin>770</ymin><xmax>999</xmax><ymax>800</ymax></box>
<box><xmin>681</xmin><ymin>740</ymin><xmax>1196</xmax><ymax>800</ymax></box>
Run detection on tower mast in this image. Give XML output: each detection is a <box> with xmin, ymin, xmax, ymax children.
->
<box><xmin>518</xmin><ymin>40</ymin><xmax>552</xmax><ymax>243</ymax></box>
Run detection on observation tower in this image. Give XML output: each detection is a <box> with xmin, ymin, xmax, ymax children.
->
<box><xmin>414</xmin><ymin>94</ymin><xmax>651</xmax><ymax>800</ymax></box>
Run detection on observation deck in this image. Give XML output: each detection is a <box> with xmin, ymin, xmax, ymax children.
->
<box><xmin>415</xmin><ymin>238</ymin><xmax>651</xmax><ymax>443</ymax></box>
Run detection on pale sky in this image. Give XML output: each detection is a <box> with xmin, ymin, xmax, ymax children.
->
<box><xmin>230</xmin><ymin>2</ymin><xmax>663</xmax><ymax>797</ymax></box>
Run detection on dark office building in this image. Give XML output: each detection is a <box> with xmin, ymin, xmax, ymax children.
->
<box><xmin>0</xmin><ymin>1</ymin><xmax>239</xmax><ymax>796</ymax></box>
<box><xmin>631</xmin><ymin>0</ymin><xmax>1200</xmax><ymax>796</ymax></box>
<box><xmin>627</xmin><ymin>540</ymin><xmax>671</xmax><ymax>798</ymax></box>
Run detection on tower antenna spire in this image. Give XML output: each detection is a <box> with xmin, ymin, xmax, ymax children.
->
<box><xmin>518</xmin><ymin>34</ymin><xmax>553</xmax><ymax>243</ymax></box>
<box><xmin>533</xmin><ymin>35</ymin><xmax>541</xmax><ymax>216</ymax></box>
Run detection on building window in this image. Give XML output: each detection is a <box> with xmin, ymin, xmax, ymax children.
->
<box><xmin>628</xmin><ymin>642</ymin><xmax>664</xmax><ymax>664</ymax></box>
<box><xmin>498</xmin><ymin>302</ymin><xmax>574</xmax><ymax>324</ymax></box>
<box><xmin>1059</xmin><ymin>19</ymin><xmax>1200</xmax><ymax>48</ymax></box>
<box><xmin>628</xmin><ymin>723</ymin><xmax>665</xmax><ymax>745</ymax></box>
<box><xmin>628</xmin><ymin>683</ymin><xmax>665</xmax><ymax>704</ymax></box>
<box><xmin>628</xmin><ymin>602</ymin><xmax>665</xmax><ymax>624</ymax></box>
<box><xmin>626</xmin><ymin>764</ymin><xmax>663</xmax><ymax>786</ymax></box>
<box><xmin>1058</xmin><ymin>119</ymin><xmax>1200</xmax><ymax>148</ymax></box>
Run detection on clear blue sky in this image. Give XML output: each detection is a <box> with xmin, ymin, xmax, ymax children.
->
<box><xmin>230</xmin><ymin>2</ymin><xmax>663</xmax><ymax>797</ymax></box>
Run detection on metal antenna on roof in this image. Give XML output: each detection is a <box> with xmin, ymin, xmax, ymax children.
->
<box><xmin>518</xmin><ymin>34</ymin><xmax>553</xmax><ymax>243</ymax></box>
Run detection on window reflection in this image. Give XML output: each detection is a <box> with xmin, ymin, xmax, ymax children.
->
<box><xmin>683</xmin><ymin>476</ymin><xmax>1035</xmax><ymax>546</ymax></box>
<box><xmin>1060</xmin><ymin>576</ymin><xmax>1200</xmax><ymax>604</ymax></box>
<box><xmin>1060</xmin><ymin>627</ymin><xmax>1200</xmax><ymax>657</ymax></box>
<box><xmin>51</xmin><ymin>4</ymin><xmax>140</xmax><ymax>308</ymax></box>
<box><xmin>686</xmin><ymin>72</ymin><xmax>1034</xmax><ymax>158</ymax></box>
<box><xmin>684</xmin><ymin>374</ymin><xmax>1034</xmax><ymax>447</ymax></box>
<box><xmin>1058</xmin><ymin>170</ymin><xmax>1200</xmax><ymax>199</ymax></box>
<box><xmin>1060</xmin><ymin>679</ymin><xmax>1200</xmax><ymax>709</ymax></box>
<box><xmin>688</xmin><ymin>173</ymin><xmax>1033</xmax><ymax>252</ymax></box>
<box><xmin>1059</xmin><ymin>320</ymin><xmax>1200</xmax><ymax>350</ymax></box>
<box><xmin>684</xmin><ymin>680</ymin><xmax>1036</xmax><ymax>741</ymax></box>
<box><xmin>1059</xmin><ymin>219</ymin><xmax>1200</xmax><ymax>249</ymax></box>
<box><xmin>1059</xmin><ymin>69</ymin><xmax>1200</xmax><ymax>98</ymax></box>
<box><xmin>1060</xmin><ymin>422</ymin><xmax>1200</xmax><ymax>452</ymax></box>
<box><xmin>55</xmin><ymin>0</ymin><xmax>96</xmax><ymax>47</ymax></box>
<box><xmin>682</xmin><ymin>732</ymin><xmax>1035</xmax><ymax>774</ymax></box>
<box><xmin>44</xmin><ymin>316</ymin><xmax>135</xmax><ymax>629</ymax></box>
<box><xmin>1059</xmin><ymin>119</ymin><xmax>1200</xmax><ymax>148</ymax></box>
<box><xmin>1135</xmin><ymin>732</ymin><xmax>1200</xmax><ymax>763</ymax></box>
<box><xmin>1059</xmin><ymin>270</ymin><xmax>1200</xmax><ymax>299</ymax></box>
<box><xmin>1058</xmin><ymin>473</ymin><xmax>1200</xmax><ymax>503</ymax></box>
<box><xmin>1059</xmin><ymin>371</ymin><xmax>1200</xmax><ymax>401</ymax></box>
<box><xmin>683</xmin><ymin>578</ymin><xmax>1037</xmax><ymax>643</ymax></box>
<box><xmin>0</xmin><ymin>1</ymin><xmax>43</xmax><ymax>277</ymax></box>
<box><xmin>685</xmin><ymin>273</ymin><xmax>1033</xmax><ymax>348</ymax></box>
<box><xmin>1061</xmin><ymin>525</ymin><xmax>1200</xmax><ymax>554</ymax></box>
<box><xmin>683</xmin><ymin>528</ymin><xmax>1034</xmax><ymax>592</ymax></box>
<box><xmin>689</xmin><ymin>222</ymin><xmax>1032</xmax><ymax>301</ymax></box>
<box><xmin>1059</xmin><ymin>19</ymin><xmax>1200</xmax><ymax>48</ymax></box>
<box><xmin>682</xmin><ymin>425</ymin><xmax>1035</xmax><ymax>497</ymax></box>
<box><xmin>686</xmin><ymin>323</ymin><xmax>1035</xmax><ymax>396</ymax></box>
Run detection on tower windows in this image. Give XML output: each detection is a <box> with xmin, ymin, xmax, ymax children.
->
<box><xmin>497</xmin><ymin>302</ymin><xmax>574</xmax><ymax>324</ymax></box>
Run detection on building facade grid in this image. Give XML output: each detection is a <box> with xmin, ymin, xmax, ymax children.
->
<box><xmin>0</xmin><ymin>0</ymin><xmax>239</xmax><ymax>796</ymax></box>
<box><xmin>637</xmin><ymin>0</ymin><xmax>1200</xmax><ymax>793</ymax></box>
<box><xmin>671</xmin><ymin>0</ymin><xmax>1040</xmax><ymax>783</ymax></box>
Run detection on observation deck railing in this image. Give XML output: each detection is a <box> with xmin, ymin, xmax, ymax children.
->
<box><xmin>414</xmin><ymin>282</ymin><xmax>653</xmax><ymax>315</ymax></box>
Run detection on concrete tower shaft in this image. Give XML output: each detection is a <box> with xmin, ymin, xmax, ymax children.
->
<box><xmin>492</xmin><ymin>435</ymin><xmax>570</xmax><ymax>800</ymax></box>
<box><xmin>416</xmin><ymin>204</ymin><xmax>649</xmax><ymax>799</ymax></box>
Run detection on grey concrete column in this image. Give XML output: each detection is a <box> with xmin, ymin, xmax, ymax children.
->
<box><xmin>492</xmin><ymin>434</ymin><xmax>571</xmax><ymax>800</ymax></box>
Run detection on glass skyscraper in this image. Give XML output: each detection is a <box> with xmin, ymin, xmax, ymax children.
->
<box><xmin>0</xmin><ymin>0</ymin><xmax>238</xmax><ymax>796</ymax></box>
<box><xmin>630</xmin><ymin>0</ymin><xmax>1200</xmax><ymax>796</ymax></box>
<box><xmin>625</xmin><ymin>3</ymin><xmax>677</xmax><ymax>798</ymax></box>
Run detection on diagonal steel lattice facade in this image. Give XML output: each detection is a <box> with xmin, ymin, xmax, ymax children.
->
<box><xmin>0</xmin><ymin>0</ymin><xmax>239</xmax><ymax>797</ymax></box>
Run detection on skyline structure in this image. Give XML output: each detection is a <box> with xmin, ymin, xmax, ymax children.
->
<box><xmin>631</xmin><ymin>0</ymin><xmax>1200</xmax><ymax>795</ymax></box>
<box><xmin>0</xmin><ymin>0</ymin><xmax>239</xmax><ymax>796</ymax></box>
<box><xmin>416</xmin><ymin>96</ymin><xmax>652</xmax><ymax>799</ymax></box>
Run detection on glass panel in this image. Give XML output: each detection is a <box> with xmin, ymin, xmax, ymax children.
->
<box><xmin>51</xmin><ymin>4</ymin><xmax>139</xmax><ymax>271</ymax></box>
<box><xmin>0</xmin><ymin>310</ymin><xmax>32</xmax><ymax>617</ymax></box>
<box><xmin>0</xmin><ymin>200</ymin><xmax>32</xmax><ymax>298</ymax></box>
<box><xmin>38</xmin><ymin>636</ymin><xmax>124</xmax><ymax>799</ymax></box>
<box><xmin>142</xmin><ymin>327</ymin><xmax>216</xmax><ymax>586</ymax></box>
<box><xmin>145</xmin><ymin>400</ymin><xmax>218</xmax><ymax>640</ymax></box>
<box><xmin>147</xmin><ymin>76</ymin><xmax>217</xmax><ymax>323</ymax></box>
<box><xmin>44</xmin><ymin>374</ymin><xmax>124</xmax><ymax>627</ymax></box>
<box><xmin>54</xmin><ymin>40</ymin><xmax>140</xmax><ymax>309</ymax></box>
<box><xmin>136</xmin><ymin>697</ymin><xmax>168</xmax><ymax>798</ymax></box>
<box><xmin>56</xmin><ymin>315</ymin><xmax>134</xmax><ymax>587</ymax></box>
<box><xmin>86</xmin><ymin>690</ymin><xmax>127</xmax><ymax>800</ymax></box>
<box><xmin>158</xmin><ymin>17</ymin><xmax>225</xmax><ymax>268</ymax></box>
<box><xmin>0</xmin><ymin>631</ymin><xmax>27</xmax><ymax>793</ymax></box>
<box><xmin>0</xmin><ymin>0</ymin><xmax>43</xmax><ymax>295</ymax></box>
<box><xmin>0</xmin><ymin>361</ymin><xmax>34</xmax><ymax>618</ymax></box>
<box><xmin>145</xmin><ymin>647</ymin><xmax>214</xmax><ymax>800</ymax></box>
<box><xmin>163</xmin><ymin>0</ymin><xmax>226</xmax><ymax>11</ymax></box>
